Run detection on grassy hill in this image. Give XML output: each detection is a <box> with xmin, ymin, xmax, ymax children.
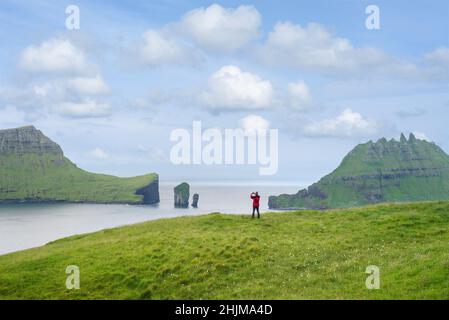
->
<box><xmin>269</xmin><ymin>134</ymin><xmax>449</xmax><ymax>209</ymax></box>
<box><xmin>0</xmin><ymin>126</ymin><xmax>159</xmax><ymax>204</ymax></box>
<box><xmin>1</xmin><ymin>201</ymin><xmax>448</xmax><ymax>299</ymax></box>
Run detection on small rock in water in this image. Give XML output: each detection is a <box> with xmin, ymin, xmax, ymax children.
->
<box><xmin>192</xmin><ymin>193</ymin><xmax>199</xmax><ymax>208</ymax></box>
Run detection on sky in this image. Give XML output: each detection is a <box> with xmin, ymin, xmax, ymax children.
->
<box><xmin>0</xmin><ymin>0</ymin><xmax>448</xmax><ymax>184</ymax></box>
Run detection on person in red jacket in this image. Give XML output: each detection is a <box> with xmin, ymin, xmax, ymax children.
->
<box><xmin>250</xmin><ymin>192</ymin><xmax>261</xmax><ymax>219</ymax></box>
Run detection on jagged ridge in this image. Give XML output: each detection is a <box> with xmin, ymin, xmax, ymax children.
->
<box><xmin>269</xmin><ymin>133</ymin><xmax>449</xmax><ymax>209</ymax></box>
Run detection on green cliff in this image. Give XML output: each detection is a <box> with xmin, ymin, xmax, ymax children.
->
<box><xmin>269</xmin><ymin>133</ymin><xmax>449</xmax><ymax>209</ymax></box>
<box><xmin>0</xmin><ymin>126</ymin><xmax>159</xmax><ymax>204</ymax></box>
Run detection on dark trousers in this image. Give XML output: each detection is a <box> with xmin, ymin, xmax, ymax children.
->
<box><xmin>252</xmin><ymin>206</ymin><xmax>260</xmax><ymax>218</ymax></box>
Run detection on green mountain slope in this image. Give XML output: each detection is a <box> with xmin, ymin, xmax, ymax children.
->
<box><xmin>0</xmin><ymin>126</ymin><xmax>159</xmax><ymax>204</ymax></box>
<box><xmin>1</xmin><ymin>202</ymin><xmax>449</xmax><ymax>299</ymax></box>
<box><xmin>269</xmin><ymin>134</ymin><xmax>449</xmax><ymax>209</ymax></box>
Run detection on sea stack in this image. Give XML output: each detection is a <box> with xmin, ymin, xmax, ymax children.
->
<box><xmin>192</xmin><ymin>193</ymin><xmax>199</xmax><ymax>208</ymax></box>
<box><xmin>174</xmin><ymin>182</ymin><xmax>190</xmax><ymax>208</ymax></box>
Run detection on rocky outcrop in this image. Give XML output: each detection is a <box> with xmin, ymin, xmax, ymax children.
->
<box><xmin>174</xmin><ymin>183</ymin><xmax>190</xmax><ymax>208</ymax></box>
<box><xmin>192</xmin><ymin>193</ymin><xmax>199</xmax><ymax>208</ymax></box>
<box><xmin>135</xmin><ymin>177</ymin><xmax>160</xmax><ymax>204</ymax></box>
<box><xmin>269</xmin><ymin>133</ymin><xmax>449</xmax><ymax>209</ymax></box>
<box><xmin>0</xmin><ymin>126</ymin><xmax>63</xmax><ymax>156</ymax></box>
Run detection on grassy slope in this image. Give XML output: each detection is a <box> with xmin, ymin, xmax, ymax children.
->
<box><xmin>0</xmin><ymin>154</ymin><xmax>158</xmax><ymax>204</ymax></box>
<box><xmin>1</xmin><ymin>202</ymin><xmax>449</xmax><ymax>300</ymax></box>
<box><xmin>319</xmin><ymin>140</ymin><xmax>449</xmax><ymax>206</ymax></box>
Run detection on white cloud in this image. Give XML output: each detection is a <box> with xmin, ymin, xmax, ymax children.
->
<box><xmin>0</xmin><ymin>105</ymin><xmax>26</xmax><ymax>126</ymax></box>
<box><xmin>239</xmin><ymin>114</ymin><xmax>270</xmax><ymax>134</ymax></box>
<box><xmin>8</xmin><ymin>38</ymin><xmax>112</xmax><ymax>119</ymax></box>
<box><xmin>200</xmin><ymin>65</ymin><xmax>273</xmax><ymax>111</ymax></box>
<box><xmin>90</xmin><ymin>147</ymin><xmax>109</xmax><ymax>159</ymax></box>
<box><xmin>3</xmin><ymin>35</ymin><xmax>112</xmax><ymax>120</ymax></box>
<box><xmin>425</xmin><ymin>47</ymin><xmax>449</xmax><ymax>67</ymax></box>
<box><xmin>136</xmin><ymin>4</ymin><xmax>260</xmax><ymax>66</ymax></box>
<box><xmin>68</xmin><ymin>75</ymin><xmax>110</xmax><ymax>95</ymax></box>
<box><xmin>136</xmin><ymin>144</ymin><xmax>148</xmax><ymax>152</ymax></box>
<box><xmin>19</xmin><ymin>38</ymin><xmax>88</xmax><ymax>74</ymax></box>
<box><xmin>257</xmin><ymin>22</ymin><xmax>411</xmax><ymax>77</ymax></box>
<box><xmin>413</xmin><ymin>132</ymin><xmax>430</xmax><ymax>141</ymax></box>
<box><xmin>56</xmin><ymin>99</ymin><xmax>111</xmax><ymax>118</ymax></box>
<box><xmin>33</xmin><ymin>75</ymin><xmax>110</xmax><ymax>98</ymax></box>
<box><xmin>288</xmin><ymin>81</ymin><xmax>311</xmax><ymax>109</ymax></box>
<box><xmin>303</xmin><ymin>108</ymin><xmax>379</xmax><ymax>138</ymax></box>
<box><xmin>32</xmin><ymin>83</ymin><xmax>52</xmax><ymax>97</ymax></box>
<box><xmin>424</xmin><ymin>47</ymin><xmax>449</xmax><ymax>79</ymax></box>
<box><xmin>178</xmin><ymin>4</ymin><xmax>261</xmax><ymax>52</ymax></box>
<box><xmin>139</xmin><ymin>30</ymin><xmax>198</xmax><ymax>66</ymax></box>
<box><xmin>0</xmin><ymin>80</ymin><xmax>113</xmax><ymax>119</ymax></box>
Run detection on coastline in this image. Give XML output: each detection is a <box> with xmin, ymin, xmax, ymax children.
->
<box><xmin>0</xmin><ymin>199</ymin><xmax>158</xmax><ymax>205</ymax></box>
<box><xmin>0</xmin><ymin>210</ymin><xmax>225</xmax><ymax>256</ymax></box>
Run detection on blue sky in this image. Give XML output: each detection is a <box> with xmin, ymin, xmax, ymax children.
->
<box><xmin>0</xmin><ymin>0</ymin><xmax>448</xmax><ymax>183</ymax></box>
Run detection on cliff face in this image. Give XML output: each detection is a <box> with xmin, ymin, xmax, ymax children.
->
<box><xmin>269</xmin><ymin>134</ymin><xmax>449</xmax><ymax>209</ymax></box>
<box><xmin>0</xmin><ymin>126</ymin><xmax>159</xmax><ymax>205</ymax></box>
<box><xmin>136</xmin><ymin>177</ymin><xmax>160</xmax><ymax>204</ymax></box>
<box><xmin>0</xmin><ymin>126</ymin><xmax>63</xmax><ymax>156</ymax></box>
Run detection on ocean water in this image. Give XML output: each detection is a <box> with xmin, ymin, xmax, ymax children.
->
<box><xmin>0</xmin><ymin>182</ymin><xmax>303</xmax><ymax>255</ymax></box>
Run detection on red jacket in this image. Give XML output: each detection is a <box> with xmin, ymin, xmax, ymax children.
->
<box><xmin>251</xmin><ymin>194</ymin><xmax>260</xmax><ymax>207</ymax></box>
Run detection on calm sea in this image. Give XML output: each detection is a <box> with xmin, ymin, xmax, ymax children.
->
<box><xmin>0</xmin><ymin>182</ymin><xmax>303</xmax><ymax>255</ymax></box>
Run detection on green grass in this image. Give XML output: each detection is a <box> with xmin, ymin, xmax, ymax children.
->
<box><xmin>1</xmin><ymin>201</ymin><xmax>449</xmax><ymax>300</ymax></box>
<box><xmin>0</xmin><ymin>154</ymin><xmax>158</xmax><ymax>204</ymax></box>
